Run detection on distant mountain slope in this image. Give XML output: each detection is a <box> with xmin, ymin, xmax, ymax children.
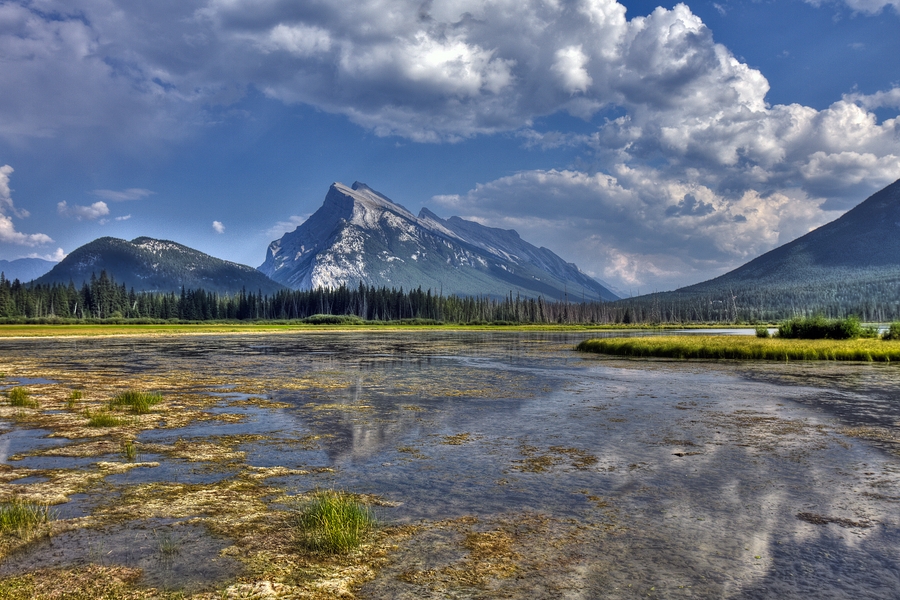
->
<box><xmin>0</xmin><ymin>258</ymin><xmax>56</xmax><ymax>283</ymax></box>
<box><xmin>259</xmin><ymin>182</ymin><xmax>617</xmax><ymax>301</ymax></box>
<box><xmin>616</xmin><ymin>178</ymin><xmax>900</xmax><ymax>321</ymax></box>
<box><xmin>35</xmin><ymin>237</ymin><xmax>284</xmax><ymax>295</ymax></box>
<box><xmin>683</xmin><ymin>178</ymin><xmax>900</xmax><ymax>291</ymax></box>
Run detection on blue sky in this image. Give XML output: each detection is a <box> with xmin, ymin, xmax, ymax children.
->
<box><xmin>1</xmin><ymin>0</ymin><xmax>898</xmax><ymax>292</ymax></box>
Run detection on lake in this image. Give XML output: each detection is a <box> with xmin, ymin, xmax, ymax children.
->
<box><xmin>1</xmin><ymin>331</ymin><xmax>898</xmax><ymax>598</ymax></box>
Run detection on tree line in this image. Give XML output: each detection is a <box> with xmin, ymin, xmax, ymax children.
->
<box><xmin>2</xmin><ymin>269</ymin><xmax>898</xmax><ymax>324</ymax></box>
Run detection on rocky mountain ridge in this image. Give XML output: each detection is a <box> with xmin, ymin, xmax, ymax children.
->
<box><xmin>259</xmin><ymin>182</ymin><xmax>618</xmax><ymax>301</ymax></box>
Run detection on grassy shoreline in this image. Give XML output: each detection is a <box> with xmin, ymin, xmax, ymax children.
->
<box><xmin>577</xmin><ymin>335</ymin><xmax>900</xmax><ymax>362</ymax></box>
<box><xmin>0</xmin><ymin>322</ymin><xmax>746</xmax><ymax>338</ymax></box>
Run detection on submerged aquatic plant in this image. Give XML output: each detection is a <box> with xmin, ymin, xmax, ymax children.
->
<box><xmin>7</xmin><ymin>387</ymin><xmax>37</xmax><ymax>409</ymax></box>
<box><xmin>293</xmin><ymin>490</ymin><xmax>377</xmax><ymax>554</ymax></box>
<box><xmin>109</xmin><ymin>390</ymin><xmax>163</xmax><ymax>415</ymax></box>
<box><xmin>0</xmin><ymin>499</ymin><xmax>53</xmax><ymax>537</ymax></box>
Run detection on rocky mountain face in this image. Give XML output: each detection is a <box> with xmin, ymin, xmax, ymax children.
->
<box><xmin>259</xmin><ymin>182</ymin><xmax>618</xmax><ymax>301</ymax></box>
<box><xmin>0</xmin><ymin>258</ymin><xmax>56</xmax><ymax>283</ymax></box>
<box><xmin>35</xmin><ymin>237</ymin><xmax>284</xmax><ymax>295</ymax></box>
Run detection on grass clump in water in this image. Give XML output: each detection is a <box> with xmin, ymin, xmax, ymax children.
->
<box><xmin>121</xmin><ymin>439</ymin><xmax>139</xmax><ymax>461</ymax></box>
<box><xmin>755</xmin><ymin>326</ymin><xmax>770</xmax><ymax>338</ymax></box>
<box><xmin>6</xmin><ymin>387</ymin><xmax>38</xmax><ymax>408</ymax></box>
<box><xmin>0</xmin><ymin>499</ymin><xmax>52</xmax><ymax>537</ymax></box>
<box><xmin>66</xmin><ymin>389</ymin><xmax>83</xmax><ymax>409</ymax></box>
<box><xmin>109</xmin><ymin>390</ymin><xmax>162</xmax><ymax>415</ymax></box>
<box><xmin>85</xmin><ymin>410</ymin><xmax>124</xmax><ymax>427</ymax></box>
<box><xmin>293</xmin><ymin>490</ymin><xmax>377</xmax><ymax>554</ymax></box>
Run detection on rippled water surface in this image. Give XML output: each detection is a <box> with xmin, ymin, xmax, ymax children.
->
<box><xmin>1</xmin><ymin>331</ymin><xmax>899</xmax><ymax>598</ymax></box>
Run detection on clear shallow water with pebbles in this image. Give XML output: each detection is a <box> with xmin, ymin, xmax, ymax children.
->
<box><xmin>0</xmin><ymin>331</ymin><xmax>898</xmax><ymax>598</ymax></box>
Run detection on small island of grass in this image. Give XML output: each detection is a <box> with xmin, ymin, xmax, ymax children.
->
<box><xmin>577</xmin><ymin>317</ymin><xmax>900</xmax><ymax>362</ymax></box>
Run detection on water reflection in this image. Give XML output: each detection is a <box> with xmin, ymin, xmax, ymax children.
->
<box><xmin>0</xmin><ymin>331</ymin><xmax>898</xmax><ymax>598</ymax></box>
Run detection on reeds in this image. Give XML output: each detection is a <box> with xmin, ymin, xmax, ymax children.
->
<box><xmin>576</xmin><ymin>336</ymin><xmax>900</xmax><ymax>362</ymax></box>
<box><xmin>293</xmin><ymin>490</ymin><xmax>377</xmax><ymax>554</ymax></box>
<box><xmin>0</xmin><ymin>499</ymin><xmax>53</xmax><ymax>537</ymax></box>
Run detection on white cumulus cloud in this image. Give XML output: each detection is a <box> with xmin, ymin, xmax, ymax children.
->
<box><xmin>57</xmin><ymin>200</ymin><xmax>110</xmax><ymax>221</ymax></box>
<box><xmin>212</xmin><ymin>220</ymin><xmax>225</xmax><ymax>233</ymax></box>
<box><xmin>0</xmin><ymin>164</ymin><xmax>53</xmax><ymax>246</ymax></box>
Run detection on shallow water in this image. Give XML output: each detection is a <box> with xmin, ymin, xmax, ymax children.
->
<box><xmin>0</xmin><ymin>331</ymin><xmax>898</xmax><ymax>598</ymax></box>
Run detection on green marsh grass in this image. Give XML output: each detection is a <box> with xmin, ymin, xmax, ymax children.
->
<box><xmin>577</xmin><ymin>335</ymin><xmax>900</xmax><ymax>362</ymax></box>
<box><xmin>0</xmin><ymin>499</ymin><xmax>52</xmax><ymax>537</ymax></box>
<box><xmin>85</xmin><ymin>410</ymin><xmax>124</xmax><ymax>427</ymax></box>
<box><xmin>293</xmin><ymin>490</ymin><xmax>377</xmax><ymax>554</ymax></box>
<box><xmin>6</xmin><ymin>387</ymin><xmax>37</xmax><ymax>408</ymax></box>
<box><xmin>109</xmin><ymin>390</ymin><xmax>162</xmax><ymax>415</ymax></box>
<box><xmin>121</xmin><ymin>439</ymin><xmax>139</xmax><ymax>461</ymax></box>
<box><xmin>66</xmin><ymin>389</ymin><xmax>83</xmax><ymax>410</ymax></box>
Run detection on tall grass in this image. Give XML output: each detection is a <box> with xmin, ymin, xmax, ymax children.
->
<box><xmin>109</xmin><ymin>390</ymin><xmax>162</xmax><ymax>415</ymax></box>
<box><xmin>576</xmin><ymin>336</ymin><xmax>900</xmax><ymax>362</ymax></box>
<box><xmin>0</xmin><ymin>499</ymin><xmax>52</xmax><ymax>537</ymax></box>
<box><xmin>293</xmin><ymin>490</ymin><xmax>377</xmax><ymax>554</ymax></box>
<box><xmin>7</xmin><ymin>387</ymin><xmax>38</xmax><ymax>408</ymax></box>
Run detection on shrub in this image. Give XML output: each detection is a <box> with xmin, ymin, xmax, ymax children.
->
<box><xmin>7</xmin><ymin>387</ymin><xmax>37</xmax><ymax>408</ymax></box>
<box><xmin>109</xmin><ymin>390</ymin><xmax>163</xmax><ymax>415</ymax></box>
<box><xmin>293</xmin><ymin>490</ymin><xmax>376</xmax><ymax>554</ymax></box>
<box><xmin>883</xmin><ymin>322</ymin><xmax>900</xmax><ymax>341</ymax></box>
<box><xmin>755</xmin><ymin>326</ymin><xmax>770</xmax><ymax>338</ymax></box>
<box><xmin>302</xmin><ymin>314</ymin><xmax>364</xmax><ymax>325</ymax></box>
<box><xmin>777</xmin><ymin>316</ymin><xmax>861</xmax><ymax>340</ymax></box>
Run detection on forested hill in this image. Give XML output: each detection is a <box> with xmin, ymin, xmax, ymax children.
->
<box><xmin>612</xmin><ymin>178</ymin><xmax>900</xmax><ymax>322</ymax></box>
<box><xmin>34</xmin><ymin>237</ymin><xmax>284</xmax><ymax>295</ymax></box>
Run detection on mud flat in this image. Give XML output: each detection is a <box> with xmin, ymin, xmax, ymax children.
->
<box><xmin>1</xmin><ymin>331</ymin><xmax>898</xmax><ymax>598</ymax></box>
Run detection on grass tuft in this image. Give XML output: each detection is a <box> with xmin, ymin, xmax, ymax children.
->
<box><xmin>85</xmin><ymin>410</ymin><xmax>124</xmax><ymax>427</ymax></box>
<box><xmin>121</xmin><ymin>439</ymin><xmax>139</xmax><ymax>461</ymax></box>
<box><xmin>7</xmin><ymin>387</ymin><xmax>38</xmax><ymax>409</ymax></box>
<box><xmin>0</xmin><ymin>499</ymin><xmax>53</xmax><ymax>537</ymax></box>
<box><xmin>109</xmin><ymin>390</ymin><xmax>163</xmax><ymax>415</ymax></box>
<box><xmin>755</xmin><ymin>326</ymin><xmax>770</xmax><ymax>338</ymax></box>
<box><xmin>66</xmin><ymin>389</ymin><xmax>83</xmax><ymax>410</ymax></box>
<box><xmin>577</xmin><ymin>335</ymin><xmax>900</xmax><ymax>362</ymax></box>
<box><xmin>293</xmin><ymin>490</ymin><xmax>377</xmax><ymax>554</ymax></box>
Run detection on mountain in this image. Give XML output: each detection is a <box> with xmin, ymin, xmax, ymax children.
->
<box><xmin>259</xmin><ymin>182</ymin><xmax>618</xmax><ymax>301</ymax></box>
<box><xmin>0</xmin><ymin>258</ymin><xmax>57</xmax><ymax>283</ymax></box>
<box><xmin>616</xmin><ymin>178</ymin><xmax>900</xmax><ymax>320</ymax></box>
<box><xmin>34</xmin><ymin>237</ymin><xmax>284</xmax><ymax>295</ymax></box>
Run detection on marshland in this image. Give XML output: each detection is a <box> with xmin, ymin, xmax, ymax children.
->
<box><xmin>0</xmin><ymin>328</ymin><xmax>898</xmax><ymax>598</ymax></box>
